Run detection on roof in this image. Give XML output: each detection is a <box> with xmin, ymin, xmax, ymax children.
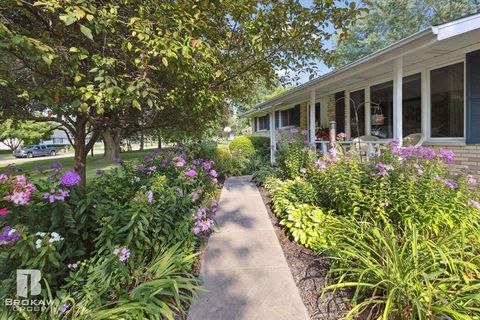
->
<box><xmin>241</xmin><ymin>12</ymin><xmax>480</xmax><ymax>118</ymax></box>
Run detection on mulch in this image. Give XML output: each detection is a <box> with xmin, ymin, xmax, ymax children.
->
<box><xmin>258</xmin><ymin>186</ymin><xmax>354</xmax><ymax>320</ymax></box>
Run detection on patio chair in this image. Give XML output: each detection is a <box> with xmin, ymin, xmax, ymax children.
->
<box><xmin>351</xmin><ymin>135</ymin><xmax>380</xmax><ymax>155</ymax></box>
<box><xmin>403</xmin><ymin>133</ymin><xmax>425</xmax><ymax>147</ymax></box>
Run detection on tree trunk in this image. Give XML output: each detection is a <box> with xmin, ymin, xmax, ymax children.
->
<box><xmin>102</xmin><ymin>128</ymin><xmax>122</xmax><ymax>161</ymax></box>
<box><xmin>73</xmin><ymin>119</ymin><xmax>88</xmax><ymax>189</ymax></box>
<box><xmin>139</xmin><ymin>131</ymin><xmax>144</xmax><ymax>151</ymax></box>
<box><xmin>158</xmin><ymin>135</ymin><xmax>162</xmax><ymax>149</ymax></box>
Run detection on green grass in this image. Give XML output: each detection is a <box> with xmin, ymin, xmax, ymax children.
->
<box><xmin>0</xmin><ymin>150</ymin><xmax>152</xmax><ymax>180</ymax></box>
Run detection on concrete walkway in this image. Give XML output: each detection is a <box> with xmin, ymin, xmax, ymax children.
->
<box><xmin>188</xmin><ymin>176</ymin><xmax>309</xmax><ymax>320</ymax></box>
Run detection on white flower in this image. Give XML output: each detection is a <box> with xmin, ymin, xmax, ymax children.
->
<box><xmin>35</xmin><ymin>239</ymin><xmax>42</xmax><ymax>249</ymax></box>
<box><xmin>8</xmin><ymin>229</ymin><xmax>16</xmax><ymax>236</ymax></box>
<box><xmin>36</xmin><ymin>232</ymin><xmax>46</xmax><ymax>237</ymax></box>
<box><xmin>51</xmin><ymin>232</ymin><xmax>60</xmax><ymax>239</ymax></box>
<box><xmin>134</xmin><ymin>176</ymin><xmax>140</xmax><ymax>182</ymax></box>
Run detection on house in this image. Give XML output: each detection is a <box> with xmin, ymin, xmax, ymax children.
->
<box><xmin>242</xmin><ymin>13</ymin><xmax>480</xmax><ymax>174</ymax></box>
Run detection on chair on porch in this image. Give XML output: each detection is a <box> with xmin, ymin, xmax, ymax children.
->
<box><xmin>403</xmin><ymin>133</ymin><xmax>425</xmax><ymax>147</ymax></box>
<box><xmin>351</xmin><ymin>135</ymin><xmax>380</xmax><ymax>155</ymax></box>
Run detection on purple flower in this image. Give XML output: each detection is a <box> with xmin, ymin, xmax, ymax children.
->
<box><xmin>314</xmin><ymin>160</ymin><xmax>327</xmax><ymax>171</ymax></box>
<box><xmin>439</xmin><ymin>149</ymin><xmax>455</xmax><ymax>164</ymax></box>
<box><xmin>418</xmin><ymin>146</ymin><xmax>436</xmax><ymax>160</ymax></box>
<box><xmin>202</xmin><ymin>160</ymin><xmax>213</xmax><ymax>171</ymax></box>
<box><xmin>60</xmin><ymin>171</ymin><xmax>81</xmax><ymax>186</ymax></box>
<box><xmin>468</xmin><ymin>176</ymin><xmax>478</xmax><ymax>186</ymax></box>
<box><xmin>185</xmin><ymin>168</ymin><xmax>197</xmax><ymax>177</ymax></box>
<box><xmin>136</xmin><ymin>165</ymin><xmax>146</xmax><ymax>172</ymax></box>
<box><xmin>113</xmin><ymin>246</ymin><xmax>131</xmax><ymax>261</ymax></box>
<box><xmin>468</xmin><ymin>199</ymin><xmax>480</xmax><ymax>210</ymax></box>
<box><xmin>413</xmin><ymin>163</ymin><xmax>423</xmax><ymax>175</ymax></box>
<box><xmin>210</xmin><ymin>169</ymin><xmax>218</xmax><ymax>178</ymax></box>
<box><xmin>0</xmin><ymin>226</ymin><xmax>20</xmax><ymax>243</ymax></box>
<box><xmin>114</xmin><ymin>157</ymin><xmax>123</xmax><ymax>164</ymax></box>
<box><xmin>147</xmin><ymin>191</ymin><xmax>153</xmax><ymax>204</ymax></box>
<box><xmin>175</xmin><ymin>157</ymin><xmax>186</xmax><ymax>167</ymax></box>
<box><xmin>160</xmin><ymin>160</ymin><xmax>169</xmax><ymax>168</ymax></box>
<box><xmin>193</xmin><ymin>227</ymin><xmax>200</xmax><ymax>235</ymax></box>
<box><xmin>375</xmin><ymin>162</ymin><xmax>394</xmax><ymax>177</ymax></box>
<box><xmin>290</xmin><ymin>127</ymin><xmax>298</xmax><ymax>134</ymax></box>
<box><xmin>59</xmin><ymin>303</ymin><xmax>71</xmax><ymax>313</ymax></box>
<box><xmin>444</xmin><ymin>179</ymin><xmax>458</xmax><ymax>189</ymax></box>
<box><xmin>96</xmin><ymin>169</ymin><xmax>105</xmax><ymax>176</ymax></box>
<box><xmin>301</xmin><ymin>129</ymin><xmax>309</xmax><ymax>136</ymax></box>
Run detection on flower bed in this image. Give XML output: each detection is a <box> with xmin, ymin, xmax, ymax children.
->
<box><xmin>264</xmin><ymin>134</ymin><xmax>480</xmax><ymax>319</ymax></box>
<box><xmin>0</xmin><ymin>146</ymin><xmax>221</xmax><ymax>319</ymax></box>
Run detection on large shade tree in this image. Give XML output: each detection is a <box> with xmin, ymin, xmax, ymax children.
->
<box><xmin>331</xmin><ymin>0</ymin><xmax>480</xmax><ymax>68</ymax></box>
<box><xmin>0</xmin><ymin>0</ymin><xmax>363</xmax><ymax>185</ymax></box>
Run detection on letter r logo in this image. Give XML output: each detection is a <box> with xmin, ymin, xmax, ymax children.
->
<box><xmin>16</xmin><ymin>269</ymin><xmax>41</xmax><ymax>298</ymax></box>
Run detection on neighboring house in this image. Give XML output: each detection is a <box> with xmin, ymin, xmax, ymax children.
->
<box><xmin>41</xmin><ymin>129</ymin><xmax>71</xmax><ymax>145</ymax></box>
<box><xmin>242</xmin><ymin>13</ymin><xmax>480</xmax><ymax>174</ymax></box>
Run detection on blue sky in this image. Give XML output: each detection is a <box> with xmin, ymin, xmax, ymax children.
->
<box><xmin>285</xmin><ymin>0</ymin><xmax>361</xmax><ymax>83</ymax></box>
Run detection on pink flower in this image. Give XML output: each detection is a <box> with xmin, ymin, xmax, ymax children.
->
<box><xmin>0</xmin><ymin>208</ymin><xmax>7</xmax><ymax>216</ymax></box>
<box><xmin>210</xmin><ymin>169</ymin><xmax>218</xmax><ymax>178</ymax></box>
<box><xmin>185</xmin><ymin>168</ymin><xmax>197</xmax><ymax>177</ymax></box>
<box><xmin>468</xmin><ymin>199</ymin><xmax>480</xmax><ymax>210</ymax></box>
<box><xmin>147</xmin><ymin>191</ymin><xmax>153</xmax><ymax>204</ymax></box>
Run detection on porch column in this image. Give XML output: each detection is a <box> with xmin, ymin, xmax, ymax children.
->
<box><xmin>269</xmin><ymin>110</ymin><xmax>276</xmax><ymax>164</ymax></box>
<box><xmin>393</xmin><ymin>57</ymin><xmax>403</xmax><ymax>143</ymax></box>
<box><xmin>309</xmin><ymin>90</ymin><xmax>316</xmax><ymax>143</ymax></box>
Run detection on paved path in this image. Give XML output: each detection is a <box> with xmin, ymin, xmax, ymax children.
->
<box><xmin>188</xmin><ymin>176</ymin><xmax>309</xmax><ymax>320</ymax></box>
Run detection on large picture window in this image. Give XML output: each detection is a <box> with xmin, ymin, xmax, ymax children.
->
<box><xmin>370</xmin><ymin>81</ymin><xmax>393</xmax><ymax>138</ymax></box>
<box><xmin>350</xmin><ymin>89</ymin><xmax>365</xmax><ymax>137</ymax></box>
<box><xmin>403</xmin><ymin>73</ymin><xmax>422</xmax><ymax>136</ymax></box>
<box><xmin>430</xmin><ymin>62</ymin><xmax>464</xmax><ymax>138</ymax></box>
<box><xmin>281</xmin><ymin>105</ymin><xmax>300</xmax><ymax>127</ymax></box>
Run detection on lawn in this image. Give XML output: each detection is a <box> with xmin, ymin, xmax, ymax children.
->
<box><xmin>0</xmin><ymin>150</ymin><xmax>153</xmax><ymax>180</ymax></box>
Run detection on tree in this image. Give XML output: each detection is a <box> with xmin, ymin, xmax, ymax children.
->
<box><xmin>331</xmin><ymin>0</ymin><xmax>480</xmax><ymax>68</ymax></box>
<box><xmin>0</xmin><ymin>0</ymin><xmax>363</xmax><ymax>185</ymax></box>
<box><xmin>0</xmin><ymin>119</ymin><xmax>53</xmax><ymax>150</ymax></box>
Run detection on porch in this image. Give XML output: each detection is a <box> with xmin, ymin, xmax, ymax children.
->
<box><xmin>242</xmin><ymin>13</ymin><xmax>480</xmax><ymax>170</ymax></box>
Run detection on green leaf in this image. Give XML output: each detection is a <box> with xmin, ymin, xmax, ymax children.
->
<box><xmin>79</xmin><ymin>24</ymin><xmax>93</xmax><ymax>40</ymax></box>
<box><xmin>59</xmin><ymin>14</ymin><xmax>77</xmax><ymax>26</ymax></box>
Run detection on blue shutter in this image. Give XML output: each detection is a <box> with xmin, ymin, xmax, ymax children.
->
<box><xmin>467</xmin><ymin>50</ymin><xmax>480</xmax><ymax>144</ymax></box>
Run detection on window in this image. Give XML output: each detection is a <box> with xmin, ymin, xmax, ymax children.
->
<box><xmin>314</xmin><ymin>102</ymin><xmax>321</xmax><ymax>127</ymax></box>
<box><xmin>430</xmin><ymin>62</ymin><xmax>464</xmax><ymax>138</ymax></box>
<box><xmin>275</xmin><ymin>111</ymin><xmax>280</xmax><ymax>129</ymax></box>
<box><xmin>280</xmin><ymin>105</ymin><xmax>300</xmax><ymax>127</ymax></box>
<box><xmin>350</xmin><ymin>89</ymin><xmax>365</xmax><ymax>137</ymax></box>
<box><xmin>257</xmin><ymin>114</ymin><xmax>270</xmax><ymax>131</ymax></box>
<box><xmin>370</xmin><ymin>81</ymin><xmax>393</xmax><ymax>138</ymax></box>
<box><xmin>403</xmin><ymin>73</ymin><xmax>422</xmax><ymax>136</ymax></box>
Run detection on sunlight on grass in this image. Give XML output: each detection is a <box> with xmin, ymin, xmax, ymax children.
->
<box><xmin>0</xmin><ymin>150</ymin><xmax>153</xmax><ymax>180</ymax></box>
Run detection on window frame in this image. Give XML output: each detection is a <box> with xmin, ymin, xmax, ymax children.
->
<box><xmin>425</xmin><ymin>59</ymin><xmax>466</xmax><ymax>144</ymax></box>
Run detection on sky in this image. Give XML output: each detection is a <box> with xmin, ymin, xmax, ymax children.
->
<box><xmin>278</xmin><ymin>0</ymin><xmax>362</xmax><ymax>84</ymax></box>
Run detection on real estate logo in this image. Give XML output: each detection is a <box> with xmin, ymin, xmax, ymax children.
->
<box><xmin>16</xmin><ymin>269</ymin><xmax>42</xmax><ymax>298</ymax></box>
<box><xmin>4</xmin><ymin>269</ymin><xmax>52</xmax><ymax>312</ymax></box>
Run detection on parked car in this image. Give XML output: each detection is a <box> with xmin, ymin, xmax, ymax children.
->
<box><xmin>13</xmin><ymin>145</ymin><xmax>64</xmax><ymax>158</ymax></box>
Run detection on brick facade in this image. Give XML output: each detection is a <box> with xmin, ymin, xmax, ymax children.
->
<box><xmin>425</xmin><ymin>144</ymin><xmax>480</xmax><ymax>176</ymax></box>
<box><xmin>299</xmin><ymin>102</ymin><xmax>308</xmax><ymax>129</ymax></box>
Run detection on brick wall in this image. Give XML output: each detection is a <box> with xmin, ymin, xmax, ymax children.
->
<box><xmin>425</xmin><ymin>144</ymin><xmax>480</xmax><ymax>176</ymax></box>
<box><xmin>326</xmin><ymin>94</ymin><xmax>336</xmax><ymax>123</ymax></box>
<box><xmin>300</xmin><ymin>102</ymin><xmax>308</xmax><ymax>129</ymax></box>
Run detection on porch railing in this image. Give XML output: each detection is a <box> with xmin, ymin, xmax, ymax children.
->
<box><xmin>315</xmin><ymin>139</ymin><xmax>392</xmax><ymax>158</ymax></box>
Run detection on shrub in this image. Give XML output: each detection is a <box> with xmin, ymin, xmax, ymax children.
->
<box><xmin>0</xmin><ymin>146</ymin><xmax>221</xmax><ymax>318</ymax></box>
<box><xmin>267</xmin><ymin>141</ymin><xmax>480</xmax><ymax>318</ymax></box>
<box><xmin>229</xmin><ymin>136</ymin><xmax>255</xmax><ymax>159</ymax></box>
<box><xmin>275</xmin><ymin>128</ymin><xmax>314</xmax><ymax>179</ymax></box>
